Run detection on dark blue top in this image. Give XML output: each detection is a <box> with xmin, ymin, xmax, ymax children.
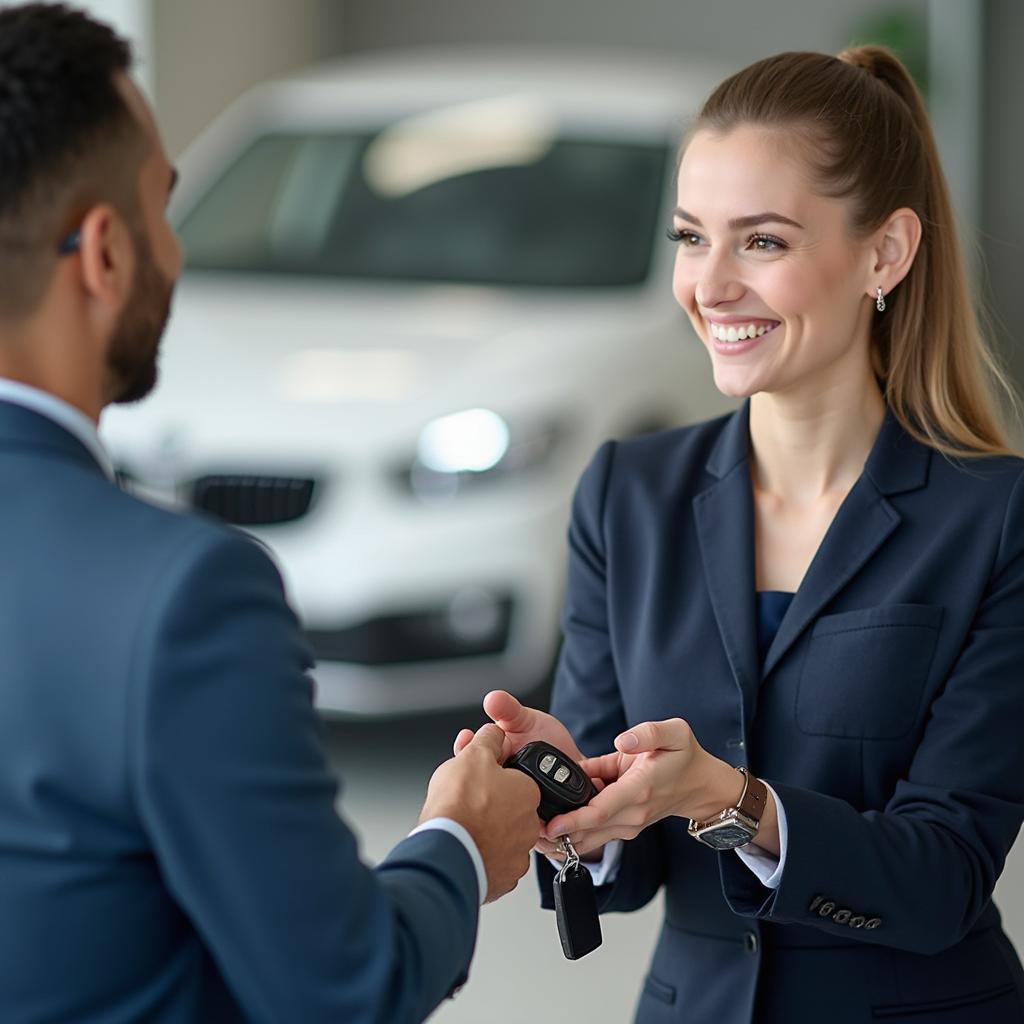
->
<box><xmin>757</xmin><ymin>590</ymin><xmax>795</xmax><ymax>666</ymax></box>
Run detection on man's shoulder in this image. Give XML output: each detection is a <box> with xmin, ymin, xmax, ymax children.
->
<box><xmin>74</xmin><ymin>478</ymin><xmax>278</xmax><ymax>606</ymax></box>
<box><xmin>106</xmin><ymin>480</ymin><xmax>258</xmax><ymax>556</ymax></box>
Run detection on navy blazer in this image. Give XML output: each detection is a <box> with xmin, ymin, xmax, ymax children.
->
<box><xmin>539</xmin><ymin>402</ymin><xmax>1024</xmax><ymax>1023</ymax></box>
<box><xmin>0</xmin><ymin>400</ymin><xmax>479</xmax><ymax>1024</ymax></box>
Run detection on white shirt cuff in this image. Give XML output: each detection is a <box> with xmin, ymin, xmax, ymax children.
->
<box><xmin>734</xmin><ymin>782</ymin><xmax>788</xmax><ymax>889</ymax></box>
<box><xmin>546</xmin><ymin>838</ymin><xmax>624</xmax><ymax>887</ymax></box>
<box><xmin>409</xmin><ymin>818</ymin><xmax>487</xmax><ymax>905</ymax></box>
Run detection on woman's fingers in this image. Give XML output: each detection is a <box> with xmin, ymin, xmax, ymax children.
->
<box><xmin>615</xmin><ymin>718</ymin><xmax>692</xmax><ymax>754</ymax></box>
<box><xmin>570</xmin><ymin>829</ymin><xmax>633</xmax><ymax>858</ymax></box>
<box><xmin>453</xmin><ymin>728</ymin><xmax>475</xmax><ymax>755</ymax></box>
<box><xmin>578</xmin><ymin>752</ymin><xmax>625</xmax><ymax>781</ymax></box>
<box><xmin>546</xmin><ymin>772</ymin><xmax>644</xmax><ymax>840</ymax></box>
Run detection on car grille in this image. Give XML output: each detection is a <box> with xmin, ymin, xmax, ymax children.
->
<box><xmin>306</xmin><ymin>598</ymin><xmax>514</xmax><ymax>666</ymax></box>
<box><xmin>191</xmin><ymin>475</ymin><xmax>316</xmax><ymax>526</ymax></box>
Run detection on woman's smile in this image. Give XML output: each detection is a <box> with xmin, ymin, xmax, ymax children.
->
<box><xmin>705</xmin><ymin>316</ymin><xmax>782</xmax><ymax>354</ymax></box>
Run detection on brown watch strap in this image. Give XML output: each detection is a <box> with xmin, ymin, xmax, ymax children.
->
<box><xmin>689</xmin><ymin>766</ymin><xmax>767</xmax><ymax>832</ymax></box>
<box><xmin>735</xmin><ymin>767</ymin><xmax>767</xmax><ymax>822</ymax></box>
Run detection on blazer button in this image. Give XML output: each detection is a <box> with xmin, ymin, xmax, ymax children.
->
<box><xmin>743</xmin><ymin>931</ymin><xmax>758</xmax><ymax>955</ymax></box>
<box><xmin>865</xmin><ymin>918</ymin><xmax>882</xmax><ymax>930</ymax></box>
<box><xmin>832</xmin><ymin>908</ymin><xmax>851</xmax><ymax>924</ymax></box>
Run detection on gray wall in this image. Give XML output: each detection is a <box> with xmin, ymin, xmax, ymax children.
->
<box><xmin>151</xmin><ymin>0</ymin><xmax>345</xmax><ymax>157</ymax></box>
<box><xmin>340</xmin><ymin>0</ymin><xmax>926</xmax><ymax>71</ymax></box>
<box><xmin>981</xmin><ymin>0</ymin><xmax>1024</xmax><ymax>407</ymax></box>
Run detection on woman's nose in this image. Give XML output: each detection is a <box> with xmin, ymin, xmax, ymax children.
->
<box><xmin>694</xmin><ymin>253</ymin><xmax>745</xmax><ymax>309</ymax></box>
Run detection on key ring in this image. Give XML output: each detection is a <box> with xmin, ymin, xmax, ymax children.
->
<box><xmin>557</xmin><ymin>835</ymin><xmax>581</xmax><ymax>878</ymax></box>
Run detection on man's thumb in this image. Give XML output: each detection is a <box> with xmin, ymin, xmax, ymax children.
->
<box><xmin>468</xmin><ymin>722</ymin><xmax>507</xmax><ymax>761</ymax></box>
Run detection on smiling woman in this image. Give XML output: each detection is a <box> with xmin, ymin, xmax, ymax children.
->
<box><xmin>671</xmin><ymin>47</ymin><xmax>1014</xmax><ymax>460</ymax></box>
<box><xmin>481</xmin><ymin>45</ymin><xmax>1024</xmax><ymax>1024</ymax></box>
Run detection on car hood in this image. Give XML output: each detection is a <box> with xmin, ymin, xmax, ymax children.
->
<box><xmin>100</xmin><ymin>274</ymin><xmax>670</xmax><ymax>469</ymax></box>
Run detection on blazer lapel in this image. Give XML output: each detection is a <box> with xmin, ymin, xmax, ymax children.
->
<box><xmin>694</xmin><ymin>404</ymin><xmax>760</xmax><ymax>725</ymax></box>
<box><xmin>761</xmin><ymin>409</ymin><xmax>931</xmax><ymax>678</ymax></box>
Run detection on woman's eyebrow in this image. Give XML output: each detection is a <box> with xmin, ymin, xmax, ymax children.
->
<box><xmin>673</xmin><ymin>208</ymin><xmax>805</xmax><ymax>231</ymax></box>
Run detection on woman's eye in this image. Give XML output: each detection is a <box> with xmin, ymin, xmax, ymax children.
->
<box><xmin>667</xmin><ymin>227</ymin><xmax>702</xmax><ymax>246</ymax></box>
<box><xmin>747</xmin><ymin>233</ymin><xmax>786</xmax><ymax>252</ymax></box>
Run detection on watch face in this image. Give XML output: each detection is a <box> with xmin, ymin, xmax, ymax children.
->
<box><xmin>695</xmin><ymin>822</ymin><xmax>755</xmax><ymax>850</ymax></box>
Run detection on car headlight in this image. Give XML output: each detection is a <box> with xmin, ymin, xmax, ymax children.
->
<box><xmin>399</xmin><ymin>408</ymin><xmax>565</xmax><ymax>500</ymax></box>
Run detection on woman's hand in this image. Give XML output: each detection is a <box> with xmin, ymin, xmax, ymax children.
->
<box><xmin>452</xmin><ymin>690</ymin><xmax>592</xmax><ymax>858</ymax></box>
<box><xmin>542</xmin><ymin>718</ymin><xmax>745</xmax><ymax>857</ymax></box>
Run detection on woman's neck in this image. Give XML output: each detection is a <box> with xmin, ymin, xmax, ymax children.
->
<box><xmin>748</xmin><ymin>382</ymin><xmax>886</xmax><ymax>505</ymax></box>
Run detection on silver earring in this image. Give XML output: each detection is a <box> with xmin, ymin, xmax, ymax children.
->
<box><xmin>875</xmin><ymin>287</ymin><xmax>886</xmax><ymax>313</ymax></box>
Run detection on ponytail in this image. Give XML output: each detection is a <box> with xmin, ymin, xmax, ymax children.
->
<box><xmin>690</xmin><ymin>46</ymin><xmax>1017</xmax><ymax>458</ymax></box>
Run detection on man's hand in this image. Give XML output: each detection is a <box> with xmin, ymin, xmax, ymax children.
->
<box><xmin>420</xmin><ymin>723</ymin><xmax>542</xmax><ymax>903</ymax></box>
<box><xmin>452</xmin><ymin>691</ymin><xmax>589</xmax><ymax>858</ymax></box>
<box><xmin>452</xmin><ymin>690</ymin><xmax>586</xmax><ymax>764</ymax></box>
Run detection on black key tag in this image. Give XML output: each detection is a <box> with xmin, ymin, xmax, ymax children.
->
<box><xmin>553</xmin><ymin>839</ymin><xmax>602</xmax><ymax>960</ymax></box>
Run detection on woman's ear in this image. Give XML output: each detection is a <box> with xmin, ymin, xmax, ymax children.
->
<box><xmin>76</xmin><ymin>203</ymin><xmax>135</xmax><ymax>318</ymax></box>
<box><xmin>868</xmin><ymin>207</ymin><xmax>922</xmax><ymax>301</ymax></box>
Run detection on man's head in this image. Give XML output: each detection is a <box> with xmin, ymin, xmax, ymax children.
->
<box><xmin>0</xmin><ymin>2</ymin><xmax>181</xmax><ymax>413</ymax></box>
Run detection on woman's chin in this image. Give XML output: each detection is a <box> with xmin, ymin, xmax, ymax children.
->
<box><xmin>712</xmin><ymin>366</ymin><xmax>765</xmax><ymax>399</ymax></box>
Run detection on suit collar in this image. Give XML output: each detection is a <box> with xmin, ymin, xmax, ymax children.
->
<box><xmin>696</xmin><ymin>400</ymin><xmax>933</xmax><ymax>704</ymax></box>
<box><xmin>0</xmin><ymin>398</ymin><xmax>110</xmax><ymax>479</ymax></box>
<box><xmin>705</xmin><ymin>400</ymin><xmax>752</xmax><ymax>479</ymax></box>
<box><xmin>705</xmin><ymin>400</ymin><xmax>932</xmax><ymax>495</ymax></box>
<box><xmin>862</xmin><ymin>406</ymin><xmax>931</xmax><ymax>495</ymax></box>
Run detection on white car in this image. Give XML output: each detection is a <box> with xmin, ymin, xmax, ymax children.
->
<box><xmin>101</xmin><ymin>49</ymin><xmax>734</xmax><ymax>717</ymax></box>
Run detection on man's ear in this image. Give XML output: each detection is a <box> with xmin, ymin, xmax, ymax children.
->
<box><xmin>77</xmin><ymin>203</ymin><xmax>135</xmax><ymax>316</ymax></box>
<box><xmin>866</xmin><ymin>206</ymin><xmax>922</xmax><ymax>301</ymax></box>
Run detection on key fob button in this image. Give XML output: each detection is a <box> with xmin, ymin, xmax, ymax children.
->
<box><xmin>538</xmin><ymin>754</ymin><xmax>557</xmax><ymax>775</ymax></box>
<box><xmin>553</xmin><ymin>765</ymin><xmax>571</xmax><ymax>784</ymax></box>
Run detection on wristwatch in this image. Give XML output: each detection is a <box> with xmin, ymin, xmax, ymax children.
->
<box><xmin>688</xmin><ymin>766</ymin><xmax>768</xmax><ymax>850</ymax></box>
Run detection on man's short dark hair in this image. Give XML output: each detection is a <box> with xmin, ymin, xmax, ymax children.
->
<box><xmin>0</xmin><ymin>2</ymin><xmax>140</xmax><ymax>319</ymax></box>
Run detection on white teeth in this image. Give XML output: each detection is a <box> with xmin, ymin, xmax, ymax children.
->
<box><xmin>708</xmin><ymin>320</ymin><xmax>777</xmax><ymax>342</ymax></box>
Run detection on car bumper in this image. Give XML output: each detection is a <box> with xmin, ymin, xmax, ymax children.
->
<box><xmin>265</xmin><ymin>486</ymin><xmax>571</xmax><ymax>717</ymax></box>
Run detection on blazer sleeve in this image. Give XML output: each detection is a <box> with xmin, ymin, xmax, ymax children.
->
<box><xmin>720</xmin><ymin>468</ymin><xmax>1024</xmax><ymax>956</ymax></box>
<box><xmin>127</xmin><ymin>527</ymin><xmax>479</xmax><ymax>1024</ymax></box>
<box><xmin>537</xmin><ymin>441</ymin><xmax>668</xmax><ymax>914</ymax></box>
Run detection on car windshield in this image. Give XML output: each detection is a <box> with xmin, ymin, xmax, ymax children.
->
<box><xmin>177</xmin><ymin>126</ymin><xmax>669</xmax><ymax>288</ymax></box>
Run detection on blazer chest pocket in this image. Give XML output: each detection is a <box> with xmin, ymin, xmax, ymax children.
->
<box><xmin>796</xmin><ymin>604</ymin><xmax>943</xmax><ymax>739</ymax></box>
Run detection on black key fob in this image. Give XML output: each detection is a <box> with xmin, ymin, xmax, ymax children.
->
<box><xmin>553</xmin><ymin>861</ymin><xmax>602</xmax><ymax>960</ymax></box>
<box><xmin>505</xmin><ymin>741</ymin><xmax>604</xmax><ymax>960</ymax></box>
<box><xmin>503</xmin><ymin>741</ymin><xmax>598</xmax><ymax>822</ymax></box>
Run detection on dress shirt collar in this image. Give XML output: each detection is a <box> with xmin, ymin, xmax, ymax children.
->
<box><xmin>0</xmin><ymin>378</ymin><xmax>115</xmax><ymax>481</ymax></box>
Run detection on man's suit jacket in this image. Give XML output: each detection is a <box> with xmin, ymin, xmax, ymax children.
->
<box><xmin>539</xmin><ymin>402</ymin><xmax>1024</xmax><ymax>1023</ymax></box>
<box><xmin>0</xmin><ymin>399</ymin><xmax>479</xmax><ymax>1023</ymax></box>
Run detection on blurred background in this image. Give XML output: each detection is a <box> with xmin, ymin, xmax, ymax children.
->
<box><xmin>23</xmin><ymin>0</ymin><xmax>1024</xmax><ymax>1019</ymax></box>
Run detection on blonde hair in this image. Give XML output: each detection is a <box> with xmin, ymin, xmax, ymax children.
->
<box><xmin>688</xmin><ymin>46</ymin><xmax>1017</xmax><ymax>458</ymax></box>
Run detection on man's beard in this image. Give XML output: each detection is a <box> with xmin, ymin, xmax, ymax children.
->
<box><xmin>107</xmin><ymin>229</ymin><xmax>174</xmax><ymax>405</ymax></box>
